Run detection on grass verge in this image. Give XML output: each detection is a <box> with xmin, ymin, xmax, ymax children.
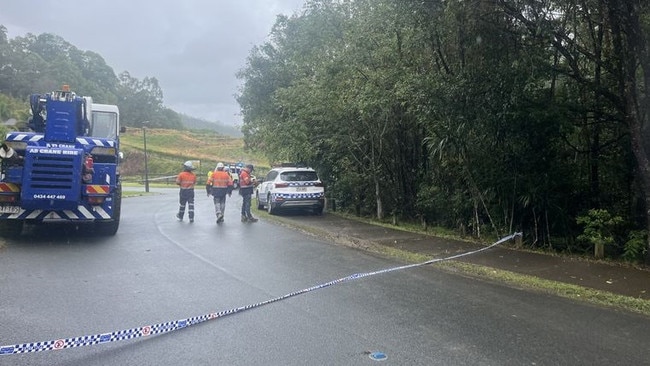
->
<box><xmin>257</xmin><ymin>205</ymin><xmax>650</xmax><ymax>317</ymax></box>
<box><xmin>121</xmin><ymin>182</ymin><xmax>170</xmax><ymax>198</ymax></box>
<box><xmin>353</xmin><ymin>235</ymin><xmax>650</xmax><ymax>317</ymax></box>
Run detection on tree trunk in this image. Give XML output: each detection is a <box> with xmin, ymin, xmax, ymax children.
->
<box><xmin>627</xmin><ymin>92</ymin><xmax>650</xmax><ymax>264</ymax></box>
<box><xmin>608</xmin><ymin>0</ymin><xmax>650</xmax><ymax>264</ymax></box>
<box><xmin>375</xmin><ymin>178</ymin><xmax>383</xmax><ymax>220</ymax></box>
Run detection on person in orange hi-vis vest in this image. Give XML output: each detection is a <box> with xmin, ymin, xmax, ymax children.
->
<box><xmin>239</xmin><ymin>164</ymin><xmax>258</xmax><ymax>222</ymax></box>
<box><xmin>175</xmin><ymin>161</ymin><xmax>197</xmax><ymax>223</ymax></box>
<box><xmin>206</xmin><ymin>162</ymin><xmax>234</xmax><ymax>224</ymax></box>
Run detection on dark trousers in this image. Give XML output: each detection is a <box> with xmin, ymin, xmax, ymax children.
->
<box><xmin>241</xmin><ymin>193</ymin><xmax>252</xmax><ymax>218</ymax></box>
<box><xmin>178</xmin><ymin>188</ymin><xmax>195</xmax><ymax>220</ymax></box>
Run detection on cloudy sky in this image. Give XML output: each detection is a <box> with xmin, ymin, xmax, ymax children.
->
<box><xmin>0</xmin><ymin>0</ymin><xmax>306</xmax><ymax>126</ymax></box>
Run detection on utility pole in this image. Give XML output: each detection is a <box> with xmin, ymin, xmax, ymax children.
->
<box><xmin>142</xmin><ymin>121</ymin><xmax>150</xmax><ymax>193</ymax></box>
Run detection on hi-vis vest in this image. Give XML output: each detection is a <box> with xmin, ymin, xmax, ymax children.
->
<box><xmin>176</xmin><ymin>171</ymin><xmax>196</xmax><ymax>189</ymax></box>
<box><xmin>208</xmin><ymin>170</ymin><xmax>233</xmax><ymax>197</ymax></box>
<box><xmin>239</xmin><ymin>169</ymin><xmax>253</xmax><ymax>195</ymax></box>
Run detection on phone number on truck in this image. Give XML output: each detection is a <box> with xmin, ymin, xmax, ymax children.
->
<box><xmin>33</xmin><ymin>194</ymin><xmax>66</xmax><ymax>199</ymax></box>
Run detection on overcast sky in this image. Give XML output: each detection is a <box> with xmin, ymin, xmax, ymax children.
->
<box><xmin>0</xmin><ymin>0</ymin><xmax>306</xmax><ymax>126</ymax></box>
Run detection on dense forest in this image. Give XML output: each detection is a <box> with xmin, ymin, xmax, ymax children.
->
<box><xmin>237</xmin><ymin>0</ymin><xmax>650</xmax><ymax>262</ymax></box>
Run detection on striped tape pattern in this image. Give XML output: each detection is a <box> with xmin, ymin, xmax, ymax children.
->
<box><xmin>0</xmin><ymin>233</ymin><xmax>519</xmax><ymax>356</ymax></box>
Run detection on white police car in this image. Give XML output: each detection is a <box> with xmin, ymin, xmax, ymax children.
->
<box><xmin>256</xmin><ymin>166</ymin><xmax>325</xmax><ymax>215</ymax></box>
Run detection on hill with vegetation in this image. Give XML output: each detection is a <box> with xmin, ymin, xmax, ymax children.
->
<box><xmin>0</xmin><ymin>25</ymin><xmax>240</xmax><ymax>137</ymax></box>
<box><xmin>119</xmin><ymin>128</ymin><xmax>265</xmax><ymax>184</ymax></box>
<box><xmin>180</xmin><ymin>114</ymin><xmax>242</xmax><ymax>137</ymax></box>
<box><xmin>0</xmin><ymin>24</ymin><xmax>251</xmax><ymax>186</ymax></box>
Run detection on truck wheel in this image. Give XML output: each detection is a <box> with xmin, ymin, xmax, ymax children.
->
<box><xmin>94</xmin><ymin>186</ymin><xmax>121</xmax><ymax>236</ymax></box>
<box><xmin>0</xmin><ymin>220</ymin><xmax>24</xmax><ymax>237</ymax></box>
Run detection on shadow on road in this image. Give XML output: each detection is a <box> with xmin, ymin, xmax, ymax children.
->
<box><xmin>8</xmin><ymin>223</ymin><xmax>109</xmax><ymax>247</ymax></box>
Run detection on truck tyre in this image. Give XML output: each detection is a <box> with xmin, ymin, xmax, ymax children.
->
<box><xmin>0</xmin><ymin>220</ymin><xmax>24</xmax><ymax>238</ymax></box>
<box><xmin>94</xmin><ymin>185</ymin><xmax>121</xmax><ymax>236</ymax></box>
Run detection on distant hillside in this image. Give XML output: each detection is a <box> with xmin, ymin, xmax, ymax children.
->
<box><xmin>120</xmin><ymin>127</ymin><xmax>267</xmax><ymax>183</ymax></box>
<box><xmin>180</xmin><ymin>113</ymin><xmax>243</xmax><ymax>137</ymax></box>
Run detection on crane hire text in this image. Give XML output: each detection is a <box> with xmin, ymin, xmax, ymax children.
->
<box><xmin>35</xmin><ymin>149</ymin><xmax>79</xmax><ymax>155</ymax></box>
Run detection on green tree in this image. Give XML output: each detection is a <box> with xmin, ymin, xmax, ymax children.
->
<box><xmin>499</xmin><ymin>0</ymin><xmax>650</xmax><ymax>260</ymax></box>
<box><xmin>117</xmin><ymin>71</ymin><xmax>170</xmax><ymax>128</ymax></box>
<box><xmin>0</xmin><ymin>30</ymin><xmax>118</xmax><ymax>103</ymax></box>
<box><xmin>234</xmin><ymin>0</ymin><xmax>650</xmax><ymax>263</ymax></box>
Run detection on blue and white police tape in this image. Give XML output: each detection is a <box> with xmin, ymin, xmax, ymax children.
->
<box><xmin>0</xmin><ymin>233</ymin><xmax>520</xmax><ymax>356</ymax></box>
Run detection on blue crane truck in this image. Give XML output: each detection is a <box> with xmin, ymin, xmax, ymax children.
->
<box><xmin>0</xmin><ymin>85</ymin><xmax>123</xmax><ymax>236</ymax></box>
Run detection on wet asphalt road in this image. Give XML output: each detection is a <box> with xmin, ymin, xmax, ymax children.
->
<box><xmin>1</xmin><ymin>187</ymin><xmax>650</xmax><ymax>366</ymax></box>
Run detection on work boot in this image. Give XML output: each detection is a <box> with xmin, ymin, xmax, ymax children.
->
<box><xmin>247</xmin><ymin>216</ymin><xmax>258</xmax><ymax>223</ymax></box>
<box><xmin>176</xmin><ymin>213</ymin><xmax>183</xmax><ymax>221</ymax></box>
<box><xmin>241</xmin><ymin>215</ymin><xmax>248</xmax><ymax>222</ymax></box>
<box><xmin>189</xmin><ymin>218</ymin><xmax>194</xmax><ymax>223</ymax></box>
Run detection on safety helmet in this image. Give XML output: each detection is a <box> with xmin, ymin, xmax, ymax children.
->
<box><xmin>183</xmin><ymin>161</ymin><xmax>195</xmax><ymax>170</ymax></box>
<box><xmin>216</xmin><ymin>162</ymin><xmax>225</xmax><ymax>170</ymax></box>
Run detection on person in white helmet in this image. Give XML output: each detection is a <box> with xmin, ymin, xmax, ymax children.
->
<box><xmin>175</xmin><ymin>161</ymin><xmax>197</xmax><ymax>223</ymax></box>
<box><xmin>206</xmin><ymin>162</ymin><xmax>234</xmax><ymax>224</ymax></box>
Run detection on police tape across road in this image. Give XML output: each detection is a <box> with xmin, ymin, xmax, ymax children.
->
<box><xmin>0</xmin><ymin>233</ymin><xmax>520</xmax><ymax>356</ymax></box>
